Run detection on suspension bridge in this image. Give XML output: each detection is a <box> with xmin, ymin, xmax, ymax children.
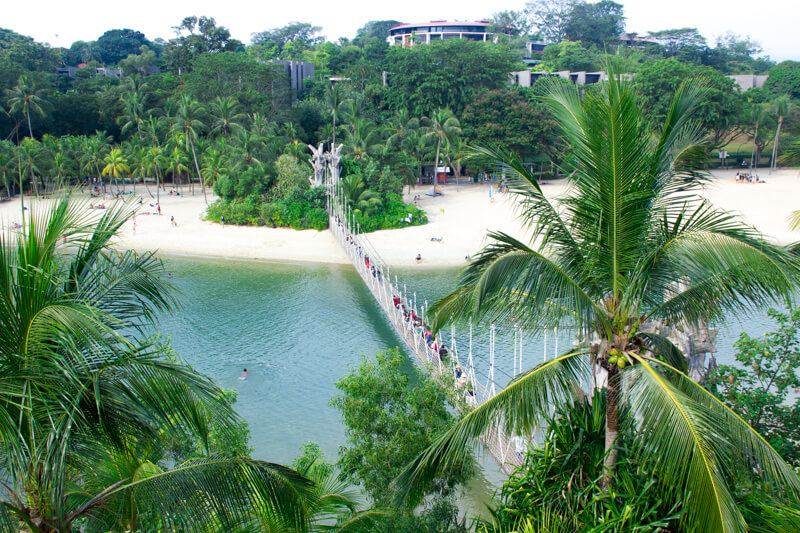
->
<box><xmin>317</xmin><ymin>147</ymin><xmax>718</xmax><ymax>474</ymax></box>
<box><xmin>325</xmin><ymin>179</ymin><xmax>535</xmax><ymax>473</ymax></box>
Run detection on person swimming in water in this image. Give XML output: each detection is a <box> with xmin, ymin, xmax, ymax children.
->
<box><xmin>239</xmin><ymin>368</ymin><xmax>248</xmax><ymax>380</ymax></box>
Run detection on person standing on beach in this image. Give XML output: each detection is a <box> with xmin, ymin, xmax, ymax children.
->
<box><xmin>489</xmin><ymin>185</ymin><xmax>494</xmax><ymax>203</ymax></box>
<box><xmin>170</xmin><ymin>216</ymin><xmax>176</xmax><ymax>227</ymax></box>
<box><xmin>157</xmin><ymin>204</ymin><xmax>161</xmax><ymax>216</ymax></box>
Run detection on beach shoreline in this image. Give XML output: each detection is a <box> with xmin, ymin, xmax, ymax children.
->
<box><xmin>1</xmin><ymin>168</ymin><xmax>798</xmax><ymax>269</ymax></box>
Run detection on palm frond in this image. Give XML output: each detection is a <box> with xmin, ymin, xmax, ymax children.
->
<box><xmin>394</xmin><ymin>350</ymin><xmax>587</xmax><ymax>507</ymax></box>
<box><xmin>430</xmin><ymin>232</ymin><xmax>601</xmax><ymax>333</ymax></box>
<box><xmin>623</xmin><ymin>355</ymin><xmax>746</xmax><ymax>532</ymax></box>
<box><xmin>641</xmin><ymin>355</ymin><xmax>800</xmax><ymax>500</ymax></box>
<box><xmin>87</xmin><ymin>458</ymin><xmax>313</xmax><ymax>532</ymax></box>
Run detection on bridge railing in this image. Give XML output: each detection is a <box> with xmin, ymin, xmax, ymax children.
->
<box><xmin>326</xmin><ymin>193</ymin><xmax>525</xmax><ymax>473</ymax></box>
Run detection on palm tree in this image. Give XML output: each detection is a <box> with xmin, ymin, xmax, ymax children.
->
<box><xmin>141</xmin><ymin>145</ymin><xmax>166</xmax><ymax>204</ymax></box>
<box><xmin>118</xmin><ymin>93</ymin><xmax>145</xmax><ymax>140</ymax></box>
<box><xmin>747</xmin><ymin>102</ymin><xmax>767</xmax><ymax>172</ymax></box>
<box><xmin>342</xmin><ymin>118</ymin><xmax>382</xmax><ymax>161</ymax></box>
<box><xmin>171</xmin><ymin>95</ymin><xmax>208</xmax><ymax>203</ymax></box>
<box><xmin>325</xmin><ymin>84</ymin><xmax>346</xmax><ymax>149</ymax></box>
<box><xmin>339</xmin><ymin>174</ymin><xmax>382</xmax><ymax>216</ymax></box>
<box><xmin>396</xmin><ymin>71</ymin><xmax>800</xmax><ymax>532</ymax></box>
<box><xmin>5</xmin><ymin>75</ymin><xmax>47</xmax><ymax>139</ymax></box>
<box><xmin>423</xmin><ymin>108</ymin><xmax>461</xmax><ymax>194</ymax></box>
<box><xmin>769</xmin><ymin>96</ymin><xmax>791</xmax><ymax>173</ymax></box>
<box><xmin>165</xmin><ymin>142</ymin><xmax>190</xmax><ymax>194</ymax></box>
<box><xmin>385</xmin><ymin>109</ymin><xmax>420</xmax><ymax>150</ymax></box>
<box><xmin>209</xmin><ymin>96</ymin><xmax>246</xmax><ymax>138</ymax></box>
<box><xmin>0</xmin><ymin>198</ymin><xmax>311</xmax><ymax>532</ymax></box>
<box><xmin>102</xmin><ymin>148</ymin><xmax>130</xmax><ymax>193</ymax></box>
<box><xmin>81</xmin><ymin>132</ymin><xmax>111</xmax><ymax>193</ymax></box>
<box><xmin>15</xmin><ymin>137</ymin><xmax>44</xmax><ymax>196</ymax></box>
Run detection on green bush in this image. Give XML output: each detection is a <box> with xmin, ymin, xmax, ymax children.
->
<box><xmin>205</xmin><ymin>187</ymin><xmax>331</xmax><ymax>231</ymax></box>
<box><xmin>352</xmin><ymin>194</ymin><xmax>427</xmax><ymax>233</ymax></box>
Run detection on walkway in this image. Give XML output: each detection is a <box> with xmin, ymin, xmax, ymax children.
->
<box><xmin>327</xmin><ymin>195</ymin><xmax>524</xmax><ymax>474</ymax></box>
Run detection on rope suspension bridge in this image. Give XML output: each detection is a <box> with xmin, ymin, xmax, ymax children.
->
<box><xmin>317</xmin><ymin>156</ymin><xmax>560</xmax><ymax>474</ymax></box>
<box><xmin>315</xmin><ymin>146</ymin><xmax>718</xmax><ymax>474</ymax></box>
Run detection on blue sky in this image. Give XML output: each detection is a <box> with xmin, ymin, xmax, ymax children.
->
<box><xmin>5</xmin><ymin>0</ymin><xmax>798</xmax><ymax>61</ymax></box>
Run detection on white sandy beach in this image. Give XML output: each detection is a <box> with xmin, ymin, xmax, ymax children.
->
<box><xmin>0</xmin><ymin>168</ymin><xmax>797</xmax><ymax>268</ymax></box>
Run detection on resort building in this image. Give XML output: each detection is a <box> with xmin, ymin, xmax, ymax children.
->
<box><xmin>387</xmin><ymin>21</ymin><xmax>514</xmax><ymax>48</ymax></box>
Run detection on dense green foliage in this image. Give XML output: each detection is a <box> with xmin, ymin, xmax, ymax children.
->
<box><xmin>396</xmin><ymin>68</ymin><xmax>800</xmax><ymax>532</ymax></box>
<box><xmin>708</xmin><ymin>307</ymin><xmax>800</xmax><ymax>467</ymax></box>
<box><xmin>0</xmin><ymin>198</ymin><xmax>313</xmax><ymax>532</ymax></box>
<box><xmin>483</xmin><ymin>392</ymin><xmax>680</xmax><ymax>532</ymax></box>
<box><xmin>331</xmin><ymin>348</ymin><xmax>473</xmax><ymax>532</ymax></box>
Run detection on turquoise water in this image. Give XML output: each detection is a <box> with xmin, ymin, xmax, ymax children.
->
<box><xmin>156</xmin><ymin>255</ymin><xmax>781</xmax><ymax>482</ymax></box>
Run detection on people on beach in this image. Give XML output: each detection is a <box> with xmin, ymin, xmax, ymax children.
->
<box><xmin>170</xmin><ymin>216</ymin><xmax>177</xmax><ymax>227</ymax></box>
<box><xmin>415</xmin><ymin>253</ymin><xmax>422</xmax><ymax>263</ymax></box>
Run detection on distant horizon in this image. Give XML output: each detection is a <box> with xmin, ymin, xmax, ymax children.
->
<box><xmin>4</xmin><ymin>0</ymin><xmax>798</xmax><ymax>62</ymax></box>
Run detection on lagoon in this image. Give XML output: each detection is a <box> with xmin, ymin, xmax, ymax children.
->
<box><xmin>157</xmin><ymin>255</ymin><xmax>778</xmax><ymax>470</ymax></box>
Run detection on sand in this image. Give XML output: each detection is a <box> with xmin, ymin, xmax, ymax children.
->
<box><xmin>0</xmin><ymin>168</ymin><xmax>797</xmax><ymax>268</ymax></box>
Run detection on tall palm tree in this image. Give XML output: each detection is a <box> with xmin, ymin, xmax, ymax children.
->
<box><xmin>81</xmin><ymin>132</ymin><xmax>111</xmax><ymax>193</ymax></box>
<box><xmin>769</xmin><ymin>96</ymin><xmax>791</xmax><ymax>173</ymax></box>
<box><xmin>209</xmin><ymin>96</ymin><xmax>246</xmax><ymax>138</ymax></box>
<box><xmin>5</xmin><ymin>75</ymin><xmax>47</xmax><ymax>139</ymax></box>
<box><xmin>170</xmin><ymin>96</ymin><xmax>208</xmax><ymax>203</ymax></box>
<box><xmin>15</xmin><ymin>137</ymin><xmax>44</xmax><ymax>196</ymax></box>
<box><xmin>396</xmin><ymin>71</ymin><xmax>800</xmax><ymax>532</ymax></box>
<box><xmin>325</xmin><ymin>84</ymin><xmax>346</xmax><ymax>149</ymax></box>
<box><xmin>118</xmin><ymin>90</ymin><xmax>147</xmax><ymax>141</ymax></box>
<box><xmin>385</xmin><ymin>108</ymin><xmax>420</xmax><ymax>150</ymax></box>
<box><xmin>102</xmin><ymin>148</ymin><xmax>130</xmax><ymax>193</ymax></box>
<box><xmin>141</xmin><ymin>145</ymin><xmax>166</xmax><ymax>204</ymax></box>
<box><xmin>0</xmin><ymin>198</ymin><xmax>311</xmax><ymax>532</ymax></box>
<box><xmin>342</xmin><ymin>118</ymin><xmax>382</xmax><ymax>161</ymax></box>
<box><xmin>423</xmin><ymin>108</ymin><xmax>461</xmax><ymax>194</ymax></box>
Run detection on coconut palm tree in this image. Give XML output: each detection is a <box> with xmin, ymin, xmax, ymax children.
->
<box><xmin>102</xmin><ymin>147</ymin><xmax>130</xmax><ymax>193</ymax></box>
<box><xmin>0</xmin><ymin>198</ymin><xmax>311</xmax><ymax>532</ymax></box>
<box><xmin>81</xmin><ymin>132</ymin><xmax>111</xmax><ymax>193</ymax></box>
<box><xmin>209</xmin><ymin>96</ymin><xmax>246</xmax><ymax>139</ymax></box>
<box><xmin>342</xmin><ymin>118</ymin><xmax>382</xmax><ymax>161</ymax></box>
<box><xmin>170</xmin><ymin>95</ymin><xmax>208</xmax><ymax>203</ymax></box>
<box><xmin>396</xmin><ymin>70</ymin><xmax>800</xmax><ymax>532</ymax></box>
<box><xmin>325</xmin><ymin>84</ymin><xmax>346</xmax><ymax>149</ymax></box>
<box><xmin>339</xmin><ymin>174</ymin><xmax>382</xmax><ymax>216</ymax></box>
<box><xmin>385</xmin><ymin>109</ymin><xmax>420</xmax><ymax>150</ymax></box>
<box><xmin>141</xmin><ymin>145</ymin><xmax>166</xmax><ymax>204</ymax></box>
<box><xmin>5</xmin><ymin>75</ymin><xmax>47</xmax><ymax>139</ymax></box>
<box><xmin>118</xmin><ymin>90</ymin><xmax>147</xmax><ymax>141</ymax></box>
<box><xmin>423</xmin><ymin>108</ymin><xmax>461</xmax><ymax>194</ymax></box>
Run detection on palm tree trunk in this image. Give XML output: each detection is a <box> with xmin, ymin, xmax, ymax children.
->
<box><xmin>26</xmin><ymin>111</ymin><xmax>34</xmax><ymax>139</ymax></box>
<box><xmin>189</xmin><ymin>140</ymin><xmax>207</xmax><ymax>204</ymax></box>
<box><xmin>432</xmin><ymin>138</ymin><xmax>441</xmax><ymax>195</ymax></box>
<box><xmin>602</xmin><ymin>366</ymin><xmax>621</xmax><ymax>491</ymax></box>
<box><xmin>770</xmin><ymin>117</ymin><xmax>783</xmax><ymax>173</ymax></box>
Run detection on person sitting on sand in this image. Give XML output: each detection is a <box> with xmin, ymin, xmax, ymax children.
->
<box><xmin>393</xmin><ymin>296</ymin><xmax>401</xmax><ymax>307</ymax></box>
<box><xmin>415</xmin><ymin>253</ymin><xmax>422</xmax><ymax>263</ymax></box>
<box><xmin>239</xmin><ymin>368</ymin><xmax>248</xmax><ymax>380</ymax></box>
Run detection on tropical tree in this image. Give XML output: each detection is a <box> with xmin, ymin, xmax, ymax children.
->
<box><xmin>81</xmin><ymin>132</ymin><xmax>112</xmax><ymax>193</ymax></box>
<box><xmin>0</xmin><ymin>198</ymin><xmax>311</xmax><ymax>532</ymax></box>
<box><xmin>141</xmin><ymin>145</ymin><xmax>166</xmax><ymax>204</ymax></box>
<box><xmin>209</xmin><ymin>96</ymin><xmax>246</xmax><ymax>138</ymax></box>
<box><xmin>5</xmin><ymin>75</ymin><xmax>47</xmax><ymax>139</ymax></box>
<box><xmin>339</xmin><ymin>174</ymin><xmax>382</xmax><ymax>216</ymax></box>
<box><xmin>171</xmin><ymin>95</ymin><xmax>208</xmax><ymax>203</ymax></box>
<box><xmin>102</xmin><ymin>147</ymin><xmax>130</xmax><ymax>193</ymax></box>
<box><xmin>325</xmin><ymin>84</ymin><xmax>346</xmax><ymax>148</ymax></box>
<box><xmin>118</xmin><ymin>89</ymin><xmax>147</xmax><ymax>141</ymax></box>
<box><xmin>423</xmin><ymin>108</ymin><xmax>461</xmax><ymax>193</ymax></box>
<box><xmin>342</xmin><ymin>118</ymin><xmax>382</xmax><ymax>161</ymax></box>
<box><xmin>396</xmin><ymin>69</ymin><xmax>800</xmax><ymax>532</ymax></box>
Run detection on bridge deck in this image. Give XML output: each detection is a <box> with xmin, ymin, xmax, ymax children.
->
<box><xmin>327</xmin><ymin>208</ymin><xmax>522</xmax><ymax>474</ymax></box>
